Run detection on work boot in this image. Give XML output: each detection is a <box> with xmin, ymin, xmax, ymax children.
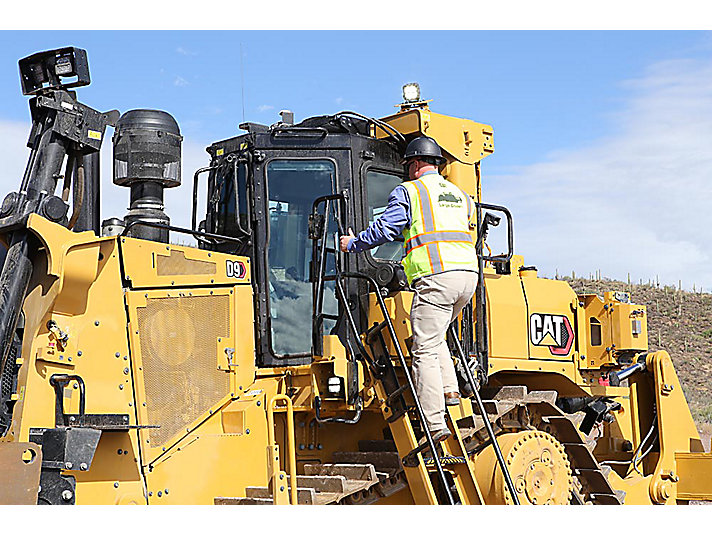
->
<box><xmin>445</xmin><ymin>391</ymin><xmax>461</xmax><ymax>406</ymax></box>
<box><xmin>418</xmin><ymin>428</ymin><xmax>451</xmax><ymax>447</ymax></box>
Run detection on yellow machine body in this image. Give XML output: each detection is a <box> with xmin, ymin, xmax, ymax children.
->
<box><xmin>2</xmin><ymin>102</ymin><xmax>711</xmax><ymax>506</ymax></box>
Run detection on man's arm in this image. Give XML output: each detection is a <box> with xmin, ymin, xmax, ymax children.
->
<box><xmin>340</xmin><ymin>185</ymin><xmax>411</xmax><ymax>253</ymax></box>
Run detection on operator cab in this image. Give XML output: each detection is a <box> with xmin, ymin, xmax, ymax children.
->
<box><xmin>199</xmin><ymin>112</ymin><xmax>408</xmax><ymax>367</ymax></box>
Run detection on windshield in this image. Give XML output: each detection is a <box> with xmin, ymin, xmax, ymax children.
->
<box><xmin>366</xmin><ymin>169</ymin><xmax>404</xmax><ymax>261</ymax></box>
<box><xmin>266</xmin><ymin>159</ymin><xmax>337</xmax><ymax>356</ymax></box>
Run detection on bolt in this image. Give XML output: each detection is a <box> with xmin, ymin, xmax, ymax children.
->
<box><xmin>65</xmin><ymin>462</ymin><xmax>73</xmax><ymax>469</ymax></box>
<box><xmin>246</xmin><ymin>429</ymin><xmax>250</xmax><ymax>434</ymax></box>
<box><xmin>280</xmin><ymin>486</ymin><xmax>285</xmax><ymax>492</ymax></box>
<box><xmin>124</xmin><ymin>356</ymin><xmax>128</xmax><ymax>361</ymax></box>
<box><xmin>119</xmin><ymin>384</ymin><xmax>124</xmax><ymax>390</ymax></box>
<box><xmin>117</xmin><ymin>449</ymin><xmax>123</xmax><ymax>455</ymax></box>
<box><xmin>61</xmin><ymin>489</ymin><xmax>73</xmax><ymax>501</ymax></box>
<box><xmin>149</xmin><ymin>491</ymin><xmax>153</xmax><ymax>497</ymax></box>
<box><xmin>68</xmin><ymin>357</ymin><xmax>72</xmax><ymax>362</ymax></box>
<box><xmin>69</xmin><ymin>416</ymin><xmax>76</xmax><ymax>423</ymax></box>
<box><xmin>123</xmin><ymin>368</ymin><xmax>129</xmax><ymax>375</ymax></box>
<box><xmin>115</xmin><ymin>352</ymin><xmax>120</xmax><ymax>358</ymax></box>
<box><xmin>77</xmin><ymin>351</ymin><xmax>82</xmax><ymax>356</ymax></box>
<box><xmin>164</xmin><ymin>489</ymin><xmax>169</xmax><ymax>494</ymax></box>
<box><xmin>80</xmin><ymin>462</ymin><xmax>88</xmax><ymax>471</ymax></box>
<box><xmin>158</xmin><ymin>491</ymin><xmax>163</xmax><ymax>497</ymax></box>
<box><xmin>256</xmin><ymin>401</ymin><xmax>261</xmax><ymax>406</ymax></box>
<box><xmin>95</xmin><ymin>321</ymin><xmax>100</xmax><ymax>326</ymax></box>
<box><xmin>317</xmin><ymin>444</ymin><xmax>323</xmax><ymax>450</ymax></box>
<box><xmin>299</xmin><ymin>444</ymin><xmax>305</xmax><ymax>450</ymax></box>
<box><xmin>280</xmin><ymin>473</ymin><xmax>284</xmax><ymax>480</ymax></box>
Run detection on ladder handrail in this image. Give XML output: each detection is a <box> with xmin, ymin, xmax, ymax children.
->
<box><xmin>335</xmin><ymin>271</ymin><xmax>456</xmax><ymax>505</ymax></box>
<box><xmin>267</xmin><ymin>394</ymin><xmax>298</xmax><ymax>505</ymax></box>
<box><xmin>448</xmin><ymin>324</ymin><xmax>520</xmax><ymax>504</ymax></box>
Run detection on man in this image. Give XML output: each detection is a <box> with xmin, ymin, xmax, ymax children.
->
<box><xmin>340</xmin><ymin>136</ymin><xmax>477</xmax><ymax>442</ymax></box>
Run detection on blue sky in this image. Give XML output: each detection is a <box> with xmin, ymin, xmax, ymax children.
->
<box><xmin>1</xmin><ymin>30</ymin><xmax>711</xmax><ymax>290</ymax></box>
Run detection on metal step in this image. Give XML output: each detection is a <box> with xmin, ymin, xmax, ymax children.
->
<box><xmin>215</xmin><ymin>496</ymin><xmax>273</xmax><ymax>505</ymax></box>
<box><xmin>332</xmin><ymin>451</ymin><xmax>402</xmax><ymax>474</ymax></box>
<box><xmin>246</xmin><ymin>486</ymin><xmax>317</xmax><ymax>505</ymax></box>
<box><xmin>303</xmin><ymin>463</ymin><xmax>379</xmax><ymax>496</ymax></box>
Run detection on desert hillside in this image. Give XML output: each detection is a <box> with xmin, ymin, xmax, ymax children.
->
<box><xmin>564</xmin><ymin>276</ymin><xmax>712</xmax><ymax>425</ymax></box>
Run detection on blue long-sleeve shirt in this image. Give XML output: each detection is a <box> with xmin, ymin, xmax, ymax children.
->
<box><xmin>347</xmin><ymin>184</ymin><xmax>411</xmax><ymax>253</ymax></box>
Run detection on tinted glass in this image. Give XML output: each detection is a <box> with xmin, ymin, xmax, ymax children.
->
<box><xmin>366</xmin><ymin>170</ymin><xmax>405</xmax><ymax>261</ymax></box>
<box><xmin>266</xmin><ymin>160</ymin><xmax>337</xmax><ymax>356</ymax></box>
<box><xmin>215</xmin><ymin>161</ymin><xmax>249</xmax><ymax>236</ymax></box>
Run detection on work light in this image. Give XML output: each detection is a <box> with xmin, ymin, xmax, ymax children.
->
<box><xmin>402</xmin><ymin>83</ymin><xmax>421</xmax><ymax>103</ymax></box>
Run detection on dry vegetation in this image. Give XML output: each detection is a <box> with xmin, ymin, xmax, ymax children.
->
<box><xmin>563</xmin><ymin>276</ymin><xmax>712</xmax><ymax>425</ymax></box>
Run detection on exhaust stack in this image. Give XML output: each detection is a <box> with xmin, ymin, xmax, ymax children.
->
<box><xmin>112</xmin><ymin>109</ymin><xmax>182</xmax><ymax>243</ymax></box>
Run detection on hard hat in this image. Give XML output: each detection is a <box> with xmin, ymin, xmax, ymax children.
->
<box><xmin>400</xmin><ymin>136</ymin><xmax>446</xmax><ymax>165</ymax></box>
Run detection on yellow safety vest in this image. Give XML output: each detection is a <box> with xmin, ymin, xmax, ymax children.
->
<box><xmin>400</xmin><ymin>172</ymin><xmax>477</xmax><ymax>284</ymax></box>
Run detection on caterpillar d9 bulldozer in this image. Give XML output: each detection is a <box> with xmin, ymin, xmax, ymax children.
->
<box><xmin>1</xmin><ymin>47</ymin><xmax>711</xmax><ymax>506</ymax></box>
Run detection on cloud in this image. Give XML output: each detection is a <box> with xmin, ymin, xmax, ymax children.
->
<box><xmin>335</xmin><ymin>97</ymin><xmax>344</xmax><ymax>105</ymax></box>
<box><xmin>176</xmin><ymin>47</ymin><xmax>197</xmax><ymax>57</ymax></box>
<box><xmin>173</xmin><ymin>76</ymin><xmax>189</xmax><ymax>87</ymax></box>
<box><xmin>257</xmin><ymin>104</ymin><xmax>274</xmax><ymax>113</ymax></box>
<box><xmin>488</xmin><ymin>57</ymin><xmax>712</xmax><ymax>291</ymax></box>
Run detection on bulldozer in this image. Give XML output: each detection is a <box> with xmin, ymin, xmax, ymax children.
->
<box><xmin>1</xmin><ymin>46</ymin><xmax>711</xmax><ymax>505</ymax></box>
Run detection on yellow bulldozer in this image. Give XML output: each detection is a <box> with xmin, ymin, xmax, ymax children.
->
<box><xmin>1</xmin><ymin>47</ymin><xmax>711</xmax><ymax>506</ymax></box>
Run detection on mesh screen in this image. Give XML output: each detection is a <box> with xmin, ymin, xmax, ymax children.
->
<box><xmin>156</xmin><ymin>249</ymin><xmax>217</xmax><ymax>277</ymax></box>
<box><xmin>137</xmin><ymin>295</ymin><xmax>230</xmax><ymax>445</ymax></box>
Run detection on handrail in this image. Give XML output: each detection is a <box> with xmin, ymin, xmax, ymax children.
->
<box><xmin>448</xmin><ymin>324</ymin><xmax>520</xmax><ymax>504</ymax></box>
<box><xmin>335</xmin><ymin>271</ymin><xmax>456</xmax><ymax>505</ymax></box>
<box><xmin>267</xmin><ymin>394</ymin><xmax>298</xmax><ymax>505</ymax></box>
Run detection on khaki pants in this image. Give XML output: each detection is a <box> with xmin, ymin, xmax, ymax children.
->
<box><xmin>410</xmin><ymin>270</ymin><xmax>477</xmax><ymax>432</ymax></box>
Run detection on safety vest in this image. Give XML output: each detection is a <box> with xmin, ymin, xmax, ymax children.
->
<box><xmin>400</xmin><ymin>172</ymin><xmax>477</xmax><ymax>284</ymax></box>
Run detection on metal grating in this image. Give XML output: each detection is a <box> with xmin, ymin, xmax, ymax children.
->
<box><xmin>136</xmin><ymin>294</ymin><xmax>230</xmax><ymax>445</ymax></box>
<box><xmin>156</xmin><ymin>250</ymin><xmax>216</xmax><ymax>277</ymax></box>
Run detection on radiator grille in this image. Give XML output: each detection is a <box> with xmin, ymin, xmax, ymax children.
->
<box><xmin>136</xmin><ymin>294</ymin><xmax>230</xmax><ymax>445</ymax></box>
<box><xmin>156</xmin><ymin>250</ymin><xmax>216</xmax><ymax>277</ymax></box>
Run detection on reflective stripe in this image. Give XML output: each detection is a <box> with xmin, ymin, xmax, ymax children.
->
<box><xmin>400</xmin><ymin>174</ymin><xmax>477</xmax><ymax>284</ymax></box>
<box><xmin>404</xmin><ymin>231</ymin><xmax>474</xmax><ymax>255</ymax></box>
<box><xmin>428</xmin><ymin>243</ymin><xmax>442</xmax><ymax>272</ymax></box>
<box><xmin>411</xmin><ymin>179</ymin><xmax>436</xmax><ymax>232</ymax></box>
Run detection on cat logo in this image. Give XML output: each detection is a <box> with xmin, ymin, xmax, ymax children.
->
<box><xmin>226</xmin><ymin>260</ymin><xmax>247</xmax><ymax>279</ymax></box>
<box><xmin>529</xmin><ymin>313</ymin><xmax>574</xmax><ymax>356</ymax></box>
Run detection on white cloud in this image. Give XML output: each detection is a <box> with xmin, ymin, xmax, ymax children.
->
<box><xmin>257</xmin><ymin>104</ymin><xmax>274</xmax><ymax>113</ymax></box>
<box><xmin>176</xmin><ymin>46</ymin><xmax>197</xmax><ymax>57</ymax></box>
<box><xmin>335</xmin><ymin>97</ymin><xmax>344</xmax><ymax>105</ymax></box>
<box><xmin>173</xmin><ymin>76</ymin><xmax>189</xmax><ymax>87</ymax></box>
<box><xmin>488</xmin><ymin>57</ymin><xmax>712</xmax><ymax>291</ymax></box>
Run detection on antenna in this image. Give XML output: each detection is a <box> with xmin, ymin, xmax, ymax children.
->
<box><xmin>240</xmin><ymin>43</ymin><xmax>246</xmax><ymax>124</ymax></box>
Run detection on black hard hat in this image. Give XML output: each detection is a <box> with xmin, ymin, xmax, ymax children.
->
<box><xmin>400</xmin><ymin>136</ymin><xmax>446</xmax><ymax>165</ymax></box>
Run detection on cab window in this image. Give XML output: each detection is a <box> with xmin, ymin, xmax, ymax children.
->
<box><xmin>366</xmin><ymin>169</ymin><xmax>404</xmax><ymax>261</ymax></box>
<box><xmin>266</xmin><ymin>159</ymin><xmax>337</xmax><ymax>356</ymax></box>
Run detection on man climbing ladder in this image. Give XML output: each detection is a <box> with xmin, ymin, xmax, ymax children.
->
<box><xmin>340</xmin><ymin>136</ymin><xmax>478</xmax><ymax>441</ymax></box>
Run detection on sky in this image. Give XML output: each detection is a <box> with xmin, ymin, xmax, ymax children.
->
<box><xmin>0</xmin><ymin>29</ymin><xmax>711</xmax><ymax>290</ymax></box>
